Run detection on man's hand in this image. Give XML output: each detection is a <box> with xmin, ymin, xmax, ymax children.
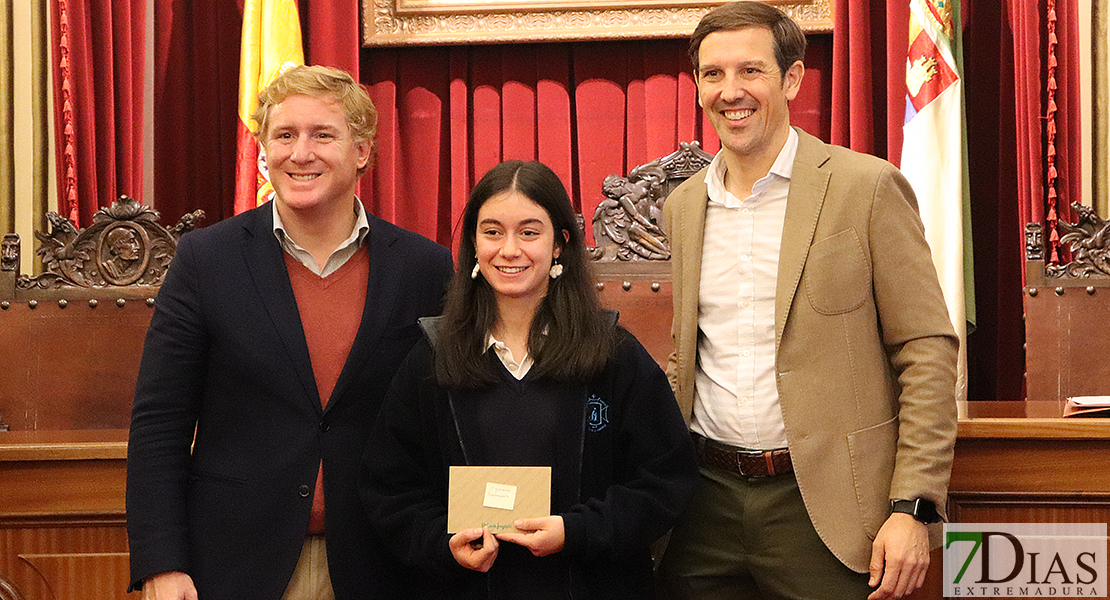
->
<box><xmin>449</xmin><ymin>526</ymin><xmax>500</xmax><ymax>572</ymax></box>
<box><xmin>867</xmin><ymin>513</ymin><xmax>930</xmax><ymax>600</ymax></box>
<box><xmin>142</xmin><ymin>571</ymin><xmax>197</xmax><ymax>600</ymax></box>
<box><xmin>495</xmin><ymin>516</ymin><xmax>565</xmax><ymax>557</ymax></box>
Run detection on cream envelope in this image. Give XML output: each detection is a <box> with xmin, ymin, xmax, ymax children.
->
<box><xmin>447</xmin><ymin>466</ymin><xmax>552</xmax><ymax>534</ymax></box>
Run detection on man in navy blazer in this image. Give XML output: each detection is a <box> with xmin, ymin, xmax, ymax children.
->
<box><xmin>126</xmin><ymin>66</ymin><xmax>453</xmax><ymax>600</ymax></box>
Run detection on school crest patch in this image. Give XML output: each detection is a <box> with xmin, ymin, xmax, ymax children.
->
<box><xmin>587</xmin><ymin>395</ymin><xmax>609</xmax><ymax>432</ymax></box>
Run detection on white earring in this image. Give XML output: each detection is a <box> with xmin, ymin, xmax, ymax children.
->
<box><xmin>471</xmin><ymin>261</ymin><xmax>480</xmax><ymax>280</ymax></box>
<box><xmin>549</xmin><ymin>261</ymin><xmax>563</xmax><ymax>279</ymax></box>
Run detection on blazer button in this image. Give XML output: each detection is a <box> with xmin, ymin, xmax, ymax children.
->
<box><xmin>319</xmin><ymin>421</ymin><xmax>330</xmax><ymax>432</ymax></box>
<box><xmin>298</xmin><ymin>484</ymin><xmax>311</xmax><ymax>498</ymax></box>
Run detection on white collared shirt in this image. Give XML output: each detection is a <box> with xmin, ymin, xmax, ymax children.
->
<box><xmin>487</xmin><ymin>334</ymin><xmax>534</xmax><ymax>380</ymax></box>
<box><xmin>272</xmin><ymin>200</ymin><xmax>370</xmax><ymax>277</ymax></box>
<box><xmin>690</xmin><ymin>127</ymin><xmax>798</xmax><ymax>450</ymax></box>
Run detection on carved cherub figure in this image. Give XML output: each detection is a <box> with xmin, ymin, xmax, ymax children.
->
<box><xmin>595</xmin><ymin>173</ymin><xmax>669</xmax><ymax>260</ymax></box>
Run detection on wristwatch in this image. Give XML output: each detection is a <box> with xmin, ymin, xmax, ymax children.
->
<box><xmin>891</xmin><ymin>498</ymin><xmax>941</xmax><ymax>524</ymax></box>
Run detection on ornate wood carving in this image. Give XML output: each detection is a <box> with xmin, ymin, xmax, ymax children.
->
<box><xmin>1</xmin><ymin>235</ymin><xmax>17</xmax><ymax>273</ymax></box>
<box><xmin>18</xmin><ymin>196</ymin><xmax>202</xmax><ymax>291</ymax></box>
<box><xmin>362</xmin><ymin>0</ymin><xmax>832</xmax><ymax>46</ymax></box>
<box><xmin>1025</xmin><ymin>222</ymin><xmax>1044</xmax><ymax>262</ymax></box>
<box><xmin>1044</xmin><ymin>202</ymin><xmax>1110</xmax><ymax>279</ymax></box>
<box><xmin>589</xmin><ymin>141</ymin><xmax>713</xmax><ymax>262</ymax></box>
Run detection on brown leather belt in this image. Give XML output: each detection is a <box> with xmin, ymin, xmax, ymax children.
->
<box><xmin>693</xmin><ymin>433</ymin><xmax>793</xmax><ymax>478</ymax></box>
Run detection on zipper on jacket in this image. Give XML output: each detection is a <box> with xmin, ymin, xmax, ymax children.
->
<box><xmin>446</xmin><ymin>391</ymin><xmax>472</xmax><ymax>465</ymax></box>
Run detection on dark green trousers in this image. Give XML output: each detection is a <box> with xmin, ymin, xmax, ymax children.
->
<box><xmin>657</xmin><ymin>464</ymin><xmax>873</xmax><ymax>600</ymax></box>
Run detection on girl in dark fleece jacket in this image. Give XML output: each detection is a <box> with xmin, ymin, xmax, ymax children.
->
<box><xmin>360</xmin><ymin>160</ymin><xmax>696</xmax><ymax>599</ymax></box>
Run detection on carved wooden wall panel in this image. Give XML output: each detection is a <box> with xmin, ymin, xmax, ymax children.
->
<box><xmin>1025</xmin><ymin>291</ymin><xmax>1110</xmax><ymax>402</ymax></box>
<box><xmin>0</xmin><ymin>431</ymin><xmax>132</xmax><ymax>600</ymax></box>
<box><xmin>584</xmin><ymin>142</ymin><xmax>708</xmax><ymax>368</ymax></box>
<box><xmin>0</xmin><ymin>529</ymin><xmax>133</xmax><ymax>600</ymax></box>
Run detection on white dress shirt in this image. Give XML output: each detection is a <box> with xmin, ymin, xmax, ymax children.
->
<box><xmin>487</xmin><ymin>334</ymin><xmax>534</xmax><ymax>380</ymax></box>
<box><xmin>272</xmin><ymin>199</ymin><xmax>370</xmax><ymax>277</ymax></box>
<box><xmin>690</xmin><ymin>128</ymin><xmax>798</xmax><ymax>450</ymax></box>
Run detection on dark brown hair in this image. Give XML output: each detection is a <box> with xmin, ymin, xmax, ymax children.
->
<box><xmin>689</xmin><ymin>1</ymin><xmax>807</xmax><ymax>77</ymax></box>
<box><xmin>434</xmin><ymin>160</ymin><xmax>617</xmax><ymax>389</ymax></box>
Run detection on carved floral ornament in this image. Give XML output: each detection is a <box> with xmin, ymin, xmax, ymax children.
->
<box><xmin>362</xmin><ymin>0</ymin><xmax>832</xmax><ymax>46</ymax></box>
<box><xmin>1043</xmin><ymin>202</ymin><xmax>1110</xmax><ymax>280</ymax></box>
<box><xmin>18</xmin><ymin>196</ymin><xmax>203</xmax><ymax>290</ymax></box>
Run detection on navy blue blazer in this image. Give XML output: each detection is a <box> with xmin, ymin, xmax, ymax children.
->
<box><xmin>126</xmin><ymin>203</ymin><xmax>453</xmax><ymax>600</ymax></box>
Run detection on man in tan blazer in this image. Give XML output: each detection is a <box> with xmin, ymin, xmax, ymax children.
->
<box><xmin>656</xmin><ymin>3</ymin><xmax>958</xmax><ymax>599</ymax></box>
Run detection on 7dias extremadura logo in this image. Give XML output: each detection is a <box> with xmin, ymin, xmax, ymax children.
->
<box><xmin>944</xmin><ymin>524</ymin><xmax>1106</xmax><ymax>597</ymax></box>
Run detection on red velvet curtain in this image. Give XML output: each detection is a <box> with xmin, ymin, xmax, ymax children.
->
<box><xmin>49</xmin><ymin>0</ymin><xmax>145</xmax><ymax>227</ymax></box>
<box><xmin>356</xmin><ymin>42</ymin><xmax>714</xmax><ymax>246</ymax></box>
<box><xmin>830</xmin><ymin>0</ymin><xmax>906</xmax><ymax>159</ymax></box>
<box><xmin>152</xmin><ymin>0</ymin><xmax>242</xmax><ymax>226</ymax></box>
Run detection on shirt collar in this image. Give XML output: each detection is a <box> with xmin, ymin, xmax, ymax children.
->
<box><xmin>704</xmin><ymin>126</ymin><xmax>799</xmax><ymax>208</ymax></box>
<box><xmin>271</xmin><ymin>198</ymin><xmax>370</xmax><ymax>252</ymax></box>
<box><xmin>486</xmin><ymin>332</ymin><xmax>534</xmax><ymax>380</ymax></box>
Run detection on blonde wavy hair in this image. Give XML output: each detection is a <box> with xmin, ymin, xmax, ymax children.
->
<box><xmin>252</xmin><ymin>65</ymin><xmax>378</xmax><ymax>172</ymax></box>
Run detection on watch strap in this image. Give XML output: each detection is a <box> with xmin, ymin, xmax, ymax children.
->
<box><xmin>891</xmin><ymin>498</ymin><xmax>940</xmax><ymax>524</ymax></box>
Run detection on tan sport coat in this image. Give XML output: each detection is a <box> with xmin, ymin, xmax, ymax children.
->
<box><xmin>664</xmin><ymin>128</ymin><xmax>958</xmax><ymax>572</ymax></box>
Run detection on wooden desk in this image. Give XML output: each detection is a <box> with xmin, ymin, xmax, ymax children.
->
<box><xmin>4</xmin><ymin>419</ymin><xmax>1110</xmax><ymax>599</ymax></box>
<box><xmin>0</xmin><ymin>429</ymin><xmax>133</xmax><ymax>600</ymax></box>
<box><xmin>949</xmin><ymin>418</ymin><xmax>1110</xmax><ymax>561</ymax></box>
<box><xmin>907</xmin><ymin>418</ymin><xmax>1110</xmax><ymax>599</ymax></box>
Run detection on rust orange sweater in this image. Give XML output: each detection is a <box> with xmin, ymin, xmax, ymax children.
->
<box><xmin>285</xmin><ymin>245</ymin><xmax>369</xmax><ymax>534</ymax></box>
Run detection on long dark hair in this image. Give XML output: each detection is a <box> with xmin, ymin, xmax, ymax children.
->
<box><xmin>434</xmin><ymin>160</ymin><xmax>617</xmax><ymax>388</ymax></box>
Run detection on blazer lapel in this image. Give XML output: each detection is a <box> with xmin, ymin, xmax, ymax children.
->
<box><xmin>239</xmin><ymin>205</ymin><xmax>322</xmax><ymax>413</ymax></box>
<box><xmin>775</xmin><ymin>129</ymin><xmax>831</xmax><ymax>343</ymax></box>
<box><xmin>326</xmin><ymin>214</ymin><xmax>402</xmax><ymax>411</ymax></box>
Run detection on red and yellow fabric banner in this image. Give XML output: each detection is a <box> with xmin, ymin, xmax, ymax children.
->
<box><xmin>901</xmin><ymin>0</ymin><xmax>973</xmax><ymax>409</ymax></box>
<box><xmin>234</xmin><ymin>0</ymin><xmax>304</xmax><ymax>215</ymax></box>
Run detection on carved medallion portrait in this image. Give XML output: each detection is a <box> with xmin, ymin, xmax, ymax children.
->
<box><xmin>98</xmin><ymin>222</ymin><xmax>150</xmax><ymax>286</ymax></box>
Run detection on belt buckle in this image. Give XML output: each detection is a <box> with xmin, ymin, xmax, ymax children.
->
<box><xmin>736</xmin><ymin>449</ymin><xmax>767</xmax><ymax>477</ymax></box>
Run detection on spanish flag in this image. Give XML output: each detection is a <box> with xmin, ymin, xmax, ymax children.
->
<box><xmin>234</xmin><ymin>0</ymin><xmax>304</xmax><ymax>215</ymax></box>
<box><xmin>901</xmin><ymin>0</ymin><xmax>973</xmax><ymax>411</ymax></box>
